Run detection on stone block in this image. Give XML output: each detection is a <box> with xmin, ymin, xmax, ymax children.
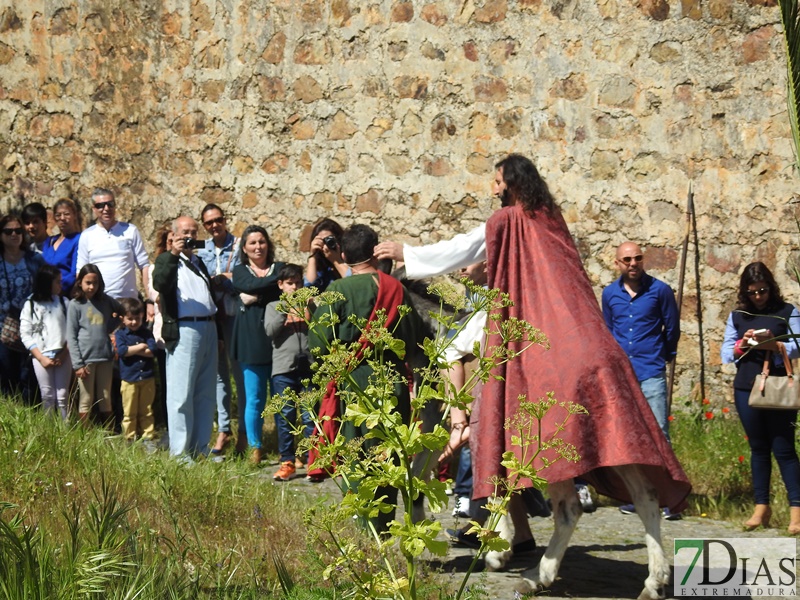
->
<box><xmin>706</xmin><ymin>243</ymin><xmax>741</xmax><ymax>273</ymax></box>
<box><xmin>162</xmin><ymin>11</ymin><xmax>182</xmax><ymax>35</ymax></box>
<box><xmin>330</xmin><ymin>149</ymin><xmax>349</xmax><ymax>173</ymax></box>
<box><xmin>742</xmin><ymin>26</ymin><xmax>774</xmax><ymax>63</ymax></box>
<box><xmin>680</xmin><ymin>0</ymin><xmax>702</xmax><ymax>18</ymax></box>
<box><xmin>394</xmin><ymin>76</ymin><xmax>428</xmax><ymax>99</ymax></box>
<box><xmin>297</xmin><ymin>150</ymin><xmax>312</xmax><ymax>172</ymax></box>
<box><xmin>590</xmin><ymin>149</ymin><xmax>620</xmax><ymax>180</ymax></box>
<box><xmin>257</xmin><ymin>76</ymin><xmax>286</xmax><ymax>101</ymax></box>
<box><xmin>331</xmin><ymin>0</ymin><xmax>352</xmax><ymax>26</ymax></box>
<box><xmin>644</xmin><ymin>246</ymin><xmax>678</xmax><ymax>269</ymax></box>
<box><xmin>294</xmin><ymin>37</ymin><xmax>331</xmax><ymax>64</ymax></box>
<box><xmin>301</xmin><ymin>1</ymin><xmax>323</xmax><ymax>23</ymax></box>
<box><xmin>191</xmin><ymin>1</ymin><xmax>213</xmax><ymax>33</ymax></box>
<box><xmin>388</xmin><ymin>41</ymin><xmax>408</xmax><ymax>61</ymax></box>
<box><xmin>597</xmin><ymin>0</ymin><xmax>618</xmax><ymax>19</ymax></box>
<box><xmin>294</xmin><ymin>75</ymin><xmax>323</xmax><ymax>103</ymax></box>
<box><xmin>421</xmin><ymin>41</ymin><xmax>446</xmax><ymax>60</ymax></box>
<box><xmin>550</xmin><ymin>73</ymin><xmax>587</xmax><ymax>100</ymax></box>
<box><xmin>629</xmin><ymin>152</ymin><xmax>663</xmax><ymax>181</ymax></box>
<box><xmin>262</xmin><ymin>31</ymin><xmax>286</xmax><ymax>64</ymax></box>
<box><xmin>463</xmin><ymin>41</ymin><xmax>479</xmax><ymax>62</ymax></box>
<box><xmin>242</xmin><ymin>191</ymin><xmax>259</xmax><ymax>209</ymax></box>
<box><xmin>0</xmin><ymin>42</ymin><xmax>13</xmax><ymax>65</ymax></box>
<box><xmin>488</xmin><ymin>39</ymin><xmax>517</xmax><ymax>65</ymax></box>
<box><xmin>261</xmin><ymin>153</ymin><xmax>289</xmax><ymax>174</ymax></box>
<box><xmin>391</xmin><ymin>2</ymin><xmax>414</xmax><ymax>22</ymax></box>
<box><xmin>384</xmin><ymin>153</ymin><xmax>413</xmax><ymax>175</ymax></box>
<box><xmin>327</xmin><ymin>111</ymin><xmax>357</xmax><ymax>140</ymax></box>
<box><xmin>69</xmin><ymin>152</ymin><xmax>84</xmax><ymax>173</ymax></box>
<box><xmin>401</xmin><ymin>111</ymin><xmax>423</xmax><ymax>136</ymax></box>
<box><xmin>431</xmin><ymin>114</ymin><xmax>456</xmax><ymax>141</ymax></box>
<box><xmin>598</xmin><ymin>76</ymin><xmax>636</xmax><ymax>107</ymax></box>
<box><xmin>200</xmin><ymin>186</ymin><xmax>234</xmax><ymax>206</ymax></box>
<box><xmin>356</xmin><ymin>188</ymin><xmax>382</xmax><ymax>213</ymax></box>
<box><xmin>466</xmin><ymin>153</ymin><xmax>493</xmax><ymax>174</ymax></box>
<box><xmin>422</xmin><ymin>156</ymin><xmax>452</xmax><ymax>176</ymax></box>
<box><xmin>708</xmin><ymin>0</ymin><xmax>732</xmax><ymax>18</ymax></box>
<box><xmin>173</xmin><ymin>112</ymin><xmax>206</xmax><ymax>137</ymax></box>
<box><xmin>363</xmin><ymin>77</ymin><xmax>388</xmax><ymax>97</ymax></box>
<box><xmin>233</xmin><ymin>156</ymin><xmax>254</xmax><ymax>174</ymax></box>
<box><xmin>473</xmin><ymin>75</ymin><xmax>507</xmax><ymax>102</ymax></box>
<box><xmin>0</xmin><ymin>8</ymin><xmax>22</xmax><ymax>33</ymax></box>
<box><xmin>201</xmin><ymin>80</ymin><xmax>226</xmax><ymax>101</ymax></box>
<box><xmin>496</xmin><ymin>107</ymin><xmax>523</xmax><ymax>138</ymax></box>
<box><xmin>50</xmin><ymin>7</ymin><xmax>77</xmax><ymax>35</ymax></box>
<box><xmin>639</xmin><ymin>0</ymin><xmax>669</xmax><ymax>20</ymax></box>
<box><xmin>469</xmin><ymin>112</ymin><xmax>492</xmax><ymax>138</ymax></box>
<box><xmin>474</xmin><ymin>0</ymin><xmax>508</xmax><ymax>23</ymax></box>
<box><xmin>421</xmin><ymin>3</ymin><xmax>448</xmax><ymax>25</ymax></box>
<box><xmin>650</xmin><ymin>42</ymin><xmax>681</xmax><ymax>63</ymax></box>
<box><xmin>366</xmin><ymin>117</ymin><xmax>393</xmax><ymax>140</ymax></box>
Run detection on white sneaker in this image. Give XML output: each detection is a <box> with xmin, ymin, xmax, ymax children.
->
<box><xmin>576</xmin><ymin>483</ymin><xmax>596</xmax><ymax>513</ymax></box>
<box><xmin>452</xmin><ymin>495</ymin><xmax>470</xmax><ymax>518</ymax></box>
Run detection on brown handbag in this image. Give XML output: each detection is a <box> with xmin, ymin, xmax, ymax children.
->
<box><xmin>748</xmin><ymin>342</ymin><xmax>800</xmax><ymax>410</ymax></box>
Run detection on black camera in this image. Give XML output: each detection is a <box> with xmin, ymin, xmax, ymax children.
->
<box><xmin>183</xmin><ymin>237</ymin><xmax>202</xmax><ymax>250</ymax></box>
<box><xmin>322</xmin><ymin>235</ymin><xmax>338</xmax><ymax>250</ymax></box>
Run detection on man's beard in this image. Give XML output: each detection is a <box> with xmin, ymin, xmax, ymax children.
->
<box><xmin>500</xmin><ymin>189</ymin><xmax>512</xmax><ymax>207</ymax></box>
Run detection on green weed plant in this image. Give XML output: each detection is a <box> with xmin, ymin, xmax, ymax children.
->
<box><xmin>267</xmin><ymin>281</ymin><xmax>585</xmax><ymax>600</ymax></box>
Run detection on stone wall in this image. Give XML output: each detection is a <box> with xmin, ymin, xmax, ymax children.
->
<box><xmin>1</xmin><ymin>0</ymin><xmax>798</xmax><ymax>403</ymax></box>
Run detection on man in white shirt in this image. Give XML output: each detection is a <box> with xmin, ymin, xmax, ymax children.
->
<box><xmin>152</xmin><ymin>216</ymin><xmax>219</xmax><ymax>460</ymax></box>
<box><xmin>76</xmin><ymin>188</ymin><xmax>150</xmax><ymax>300</ymax></box>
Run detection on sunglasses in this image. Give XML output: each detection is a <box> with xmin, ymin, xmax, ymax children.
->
<box><xmin>203</xmin><ymin>216</ymin><xmax>225</xmax><ymax>227</ymax></box>
<box><xmin>618</xmin><ymin>255</ymin><xmax>643</xmax><ymax>264</ymax></box>
<box><xmin>93</xmin><ymin>201</ymin><xmax>115</xmax><ymax>210</ymax></box>
<box><xmin>746</xmin><ymin>287</ymin><xmax>769</xmax><ymax>297</ymax></box>
<box><xmin>1</xmin><ymin>227</ymin><xmax>23</xmax><ymax>236</ymax></box>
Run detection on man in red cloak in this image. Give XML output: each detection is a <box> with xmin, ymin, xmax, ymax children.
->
<box><xmin>472</xmin><ymin>154</ymin><xmax>691</xmax><ymax>513</ymax></box>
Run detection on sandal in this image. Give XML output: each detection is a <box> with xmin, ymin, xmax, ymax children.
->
<box><xmin>210</xmin><ymin>432</ymin><xmax>231</xmax><ymax>455</ymax></box>
<box><xmin>439</xmin><ymin>425</ymin><xmax>470</xmax><ymax>463</ymax></box>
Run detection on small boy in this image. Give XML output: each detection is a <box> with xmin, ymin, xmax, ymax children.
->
<box><xmin>114</xmin><ymin>297</ymin><xmax>157</xmax><ymax>441</ymax></box>
<box><xmin>264</xmin><ymin>263</ymin><xmax>314</xmax><ymax>481</ymax></box>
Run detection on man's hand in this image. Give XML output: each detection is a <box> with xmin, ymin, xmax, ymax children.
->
<box><xmin>374</xmin><ymin>241</ymin><xmax>404</xmax><ymax>262</ymax></box>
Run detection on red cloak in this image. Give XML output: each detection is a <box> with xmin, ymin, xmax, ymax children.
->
<box><xmin>471</xmin><ymin>205</ymin><xmax>691</xmax><ymax>512</ymax></box>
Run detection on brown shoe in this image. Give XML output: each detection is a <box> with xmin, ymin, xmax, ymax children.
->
<box><xmin>250</xmin><ymin>448</ymin><xmax>263</xmax><ymax>466</ymax></box>
<box><xmin>273</xmin><ymin>460</ymin><xmax>296</xmax><ymax>481</ymax></box>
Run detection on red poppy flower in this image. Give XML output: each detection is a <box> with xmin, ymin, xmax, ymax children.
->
<box><xmin>705</xmin><ymin>411</ymin><xmax>714</xmax><ymax>420</ymax></box>
<box><xmin>722</xmin><ymin>407</ymin><xmax>730</xmax><ymax>414</ymax></box>
<box><xmin>702</xmin><ymin>398</ymin><xmax>710</xmax><ymax>405</ymax></box>
<box><xmin>738</xmin><ymin>455</ymin><xmax>745</xmax><ymax>464</ymax></box>
<box><xmin>668</xmin><ymin>415</ymin><xmax>675</xmax><ymax>422</ymax></box>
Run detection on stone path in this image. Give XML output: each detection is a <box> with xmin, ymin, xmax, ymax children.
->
<box><xmin>276</xmin><ymin>474</ymin><xmax>792</xmax><ymax>600</ymax></box>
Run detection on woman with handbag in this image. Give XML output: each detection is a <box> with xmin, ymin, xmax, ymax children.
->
<box><xmin>721</xmin><ymin>261</ymin><xmax>800</xmax><ymax>534</ymax></box>
<box><xmin>0</xmin><ymin>213</ymin><xmax>45</xmax><ymax>402</ymax></box>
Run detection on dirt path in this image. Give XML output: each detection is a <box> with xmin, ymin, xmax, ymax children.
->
<box><xmin>279</xmin><ymin>475</ymin><xmax>791</xmax><ymax>599</ymax></box>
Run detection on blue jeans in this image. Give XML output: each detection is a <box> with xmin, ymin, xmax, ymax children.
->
<box><xmin>640</xmin><ymin>372</ymin><xmax>669</xmax><ymax>443</ymax></box>
<box><xmin>734</xmin><ymin>387</ymin><xmax>800</xmax><ymax>506</ymax></box>
<box><xmin>271</xmin><ymin>372</ymin><xmax>313</xmax><ymax>462</ymax></box>
<box><xmin>216</xmin><ymin>314</ymin><xmax>245</xmax><ymax>434</ymax></box>
<box><xmin>454</xmin><ymin>445</ymin><xmax>473</xmax><ymax>497</ymax></box>
<box><xmin>241</xmin><ymin>363</ymin><xmax>270</xmax><ymax>449</ymax></box>
<box><xmin>165</xmin><ymin>321</ymin><xmax>218</xmax><ymax>457</ymax></box>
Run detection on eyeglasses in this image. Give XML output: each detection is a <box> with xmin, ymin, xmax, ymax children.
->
<box><xmin>203</xmin><ymin>216</ymin><xmax>225</xmax><ymax>227</ymax></box>
<box><xmin>93</xmin><ymin>201</ymin><xmax>115</xmax><ymax>210</ymax></box>
<box><xmin>746</xmin><ymin>287</ymin><xmax>769</xmax><ymax>297</ymax></box>
<box><xmin>54</xmin><ymin>212</ymin><xmax>73</xmax><ymax>219</ymax></box>
<box><xmin>1</xmin><ymin>228</ymin><xmax>23</xmax><ymax>236</ymax></box>
<box><xmin>618</xmin><ymin>255</ymin><xmax>643</xmax><ymax>264</ymax></box>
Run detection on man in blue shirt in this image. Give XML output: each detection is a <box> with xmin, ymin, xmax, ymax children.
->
<box><xmin>602</xmin><ymin>241</ymin><xmax>681</xmax><ymax>517</ymax></box>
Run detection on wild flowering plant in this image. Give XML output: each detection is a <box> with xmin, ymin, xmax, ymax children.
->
<box><xmin>266</xmin><ymin>280</ymin><xmax>584</xmax><ymax>600</ymax></box>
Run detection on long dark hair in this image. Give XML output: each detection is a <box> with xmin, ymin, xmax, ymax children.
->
<box><xmin>238</xmin><ymin>225</ymin><xmax>274</xmax><ymax>266</ymax></box>
<box><xmin>73</xmin><ymin>264</ymin><xmax>106</xmax><ymax>301</ymax></box>
<box><xmin>736</xmin><ymin>261</ymin><xmax>784</xmax><ymax>312</ymax></box>
<box><xmin>495</xmin><ymin>154</ymin><xmax>557</xmax><ymax>216</ymax></box>
<box><xmin>31</xmin><ymin>264</ymin><xmax>61</xmax><ymax>302</ymax></box>
<box><xmin>310</xmin><ymin>217</ymin><xmax>343</xmax><ymax>263</ymax></box>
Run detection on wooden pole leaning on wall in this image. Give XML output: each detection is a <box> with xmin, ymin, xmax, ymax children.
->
<box><xmin>692</xmin><ymin>185</ymin><xmax>707</xmax><ymax>403</ymax></box>
<box><xmin>667</xmin><ymin>181</ymin><xmax>693</xmax><ymax>415</ymax></box>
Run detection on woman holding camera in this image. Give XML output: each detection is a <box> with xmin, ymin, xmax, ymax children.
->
<box><xmin>721</xmin><ymin>261</ymin><xmax>800</xmax><ymax>534</ymax></box>
<box><xmin>231</xmin><ymin>225</ymin><xmax>284</xmax><ymax>465</ymax></box>
<box><xmin>305</xmin><ymin>218</ymin><xmax>349</xmax><ymax>291</ymax></box>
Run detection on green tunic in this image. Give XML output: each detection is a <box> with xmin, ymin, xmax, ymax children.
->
<box><xmin>309</xmin><ymin>272</ymin><xmax>425</xmax><ymax>437</ymax></box>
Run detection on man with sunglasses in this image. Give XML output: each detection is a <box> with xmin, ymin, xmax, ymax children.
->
<box><xmin>196</xmin><ymin>204</ymin><xmax>244</xmax><ymax>457</ymax></box>
<box><xmin>76</xmin><ymin>188</ymin><xmax>150</xmax><ymax>300</ymax></box>
<box><xmin>602</xmin><ymin>241</ymin><xmax>681</xmax><ymax>517</ymax></box>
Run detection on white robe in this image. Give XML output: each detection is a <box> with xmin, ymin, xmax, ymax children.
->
<box><xmin>402</xmin><ymin>223</ymin><xmax>486</xmax><ymax>280</ymax></box>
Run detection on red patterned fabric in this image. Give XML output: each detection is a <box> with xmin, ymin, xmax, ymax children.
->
<box><xmin>307</xmin><ymin>271</ymin><xmax>406</xmax><ymax>479</ymax></box>
<box><xmin>471</xmin><ymin>205</ymin><xmax>691</xmax><ymax>512</ymax></box>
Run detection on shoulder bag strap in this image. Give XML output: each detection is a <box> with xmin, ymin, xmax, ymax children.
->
<box><xmin>224</xmin><ymin>237</ymin><xmax>239</xmax><ymax>273</ymax></box>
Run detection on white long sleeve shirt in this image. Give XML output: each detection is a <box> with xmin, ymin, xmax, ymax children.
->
<box><xmin>19</xmin><ymin>295</ymin><xmax>67</xmax><ymax>353</ymax></box>
<box><xmin>402</xmin><ymin>223</ymin><xmax>486</xmax><ymax>279</ymax></box>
